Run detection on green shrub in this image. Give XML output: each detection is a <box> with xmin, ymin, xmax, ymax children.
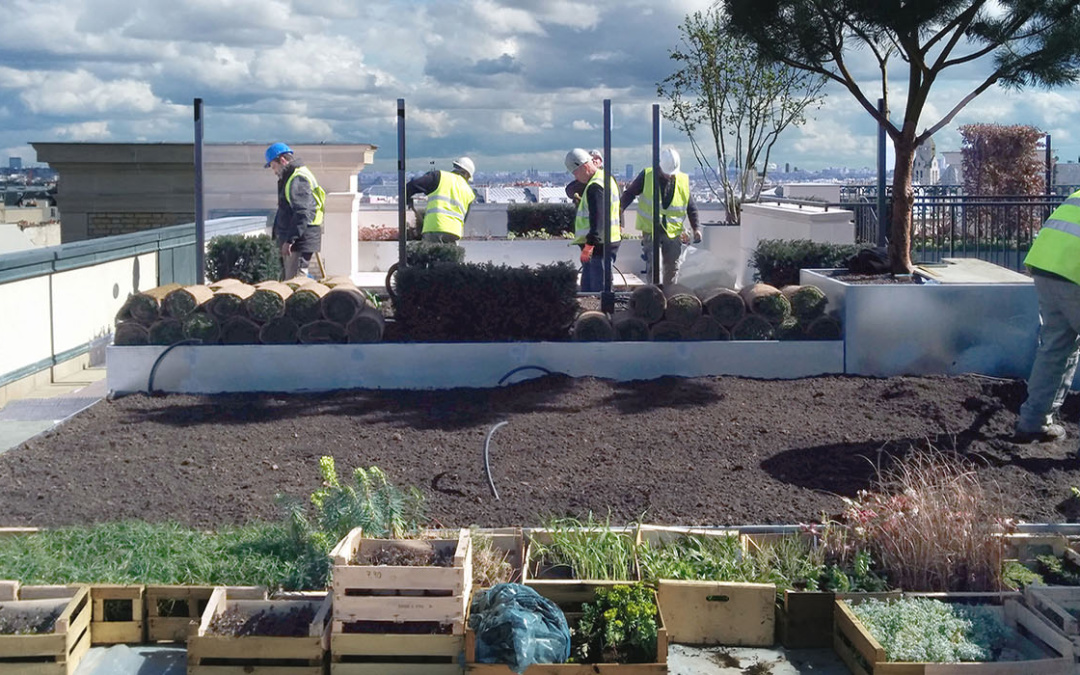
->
<box><xmin>576</xmin><ymin>583</ymin><xmax>658</xmax><ymax>664</ymax></box>
<box><xmin>849</xmin><ymin>598</ymin><xmax>1008</xmax><ymax>663</ymax></box>
<box><xmin>751</xmin><ymin>239</ymin><xmax>866</xmax><ymax>287</ymax></box>
<box><xmin>507</xmin><ymin>203</ymin><xmax>576</xmax><ymax>238</ymax></box>
<box><xmin>205</xmin><ymin>234</ymin><xmax>282</xmax><ymax>283</ymax></box>
<box><xmin>405</xmin><ymin>241</ymin><xmax>466</xmax><ymax>267</ymax></box>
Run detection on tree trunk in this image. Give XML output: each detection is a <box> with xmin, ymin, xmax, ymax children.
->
<box><xmin>889</xmin><ymin>138</ymin><xmax>917</xmax><ymax>274</ymax></box>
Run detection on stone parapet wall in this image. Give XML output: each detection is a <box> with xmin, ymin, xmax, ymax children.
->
<box><xmin>88</xmin><ymin>212</ymin><xmax>194</xmax><ymax>237</ymax></box>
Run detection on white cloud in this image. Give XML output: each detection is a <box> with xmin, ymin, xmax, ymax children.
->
<box><xmin>572</xmin><ymin>120</ymin><xmax>597</xmax><ymax>131</ymax></box>
<box><xmin>53</xmin><ymin>121</ymin><xmax>111</xmax><ymax>140</ymax></box>
<box><xmin>20</xmin><ymin>71</ymin><xmax>159</xmax><ymax>116</ymax></box>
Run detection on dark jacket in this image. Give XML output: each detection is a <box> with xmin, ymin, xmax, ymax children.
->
<box><xmin>620</xmin><ymin>170</ymin><xmax>699</xmax><ymax>229</ymax></box>
<box><xmin>273</xmin><ymin>158</ymin><xmax>322</xmax><ymax>253</ymax></box>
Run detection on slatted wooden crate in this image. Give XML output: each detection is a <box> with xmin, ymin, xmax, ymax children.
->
<box><xmin>469</xmin><ymin>527</ymin><xmax>525</xmax><ymax>588</ymax></box>
<box><xmin>1024</xmin><ymin>585</ymin><xmax>1080</xmax><ymax>638</ymax></box>
<box><xmin>0</xmin><ymin>581</ymin><xmax>91</xmax><ymax>675</ymax></box>
<box><xmin>89</xmin><ymin>584</ymin><xmax>144</xmax><ymax>645</ymax></box>
<box><xmin>186</xmin><ymin>587</ymin><xmax>331</xmax><ymax>675</ymax></box>
<box><xmin>465</xmin><ymin>581</ymin><xmax>668</xmax><ymax>674</ymax></box>
<box><xmin>330</xmin><ymin>527</ymin><xmax>472</xmax><ymax>629</ymax></box>
<box><xmin>776</xmin><ymin>589</ymin><xmax>900</xmax><ymax>649</ymax></box>
<box><xmin>145</xmin><ymin>584</ymin><xmax>265</xmax><ymax>643</ymax></box>
<box><xmin>833</xmin><ymin>592</ymin><xmax>1073</xmax><ymax>675</ymax></box>
<box><xmin>330</xmin><ymin>630</ymin><xmax>464</xmax><ymax>675</ymax></box>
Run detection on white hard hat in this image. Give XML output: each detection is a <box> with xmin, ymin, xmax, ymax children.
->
<box><xmin>589</xmin><ymin>148</ymin><xmax>604</xmax><ymax>166</ymax></box>
<box><xmin>565</xmin><ymin>148</ymin><xmax>592</xmax><ymax>173</ymax></box>
<box><xmin>452</xmin><ymin>156</ymin><xmax>475</xmax><ymax>179</ymax></box>
<box><xmin>660</xmin><ymin>146</ymin><xmax>681</xmax><ymax>175</ymax></box>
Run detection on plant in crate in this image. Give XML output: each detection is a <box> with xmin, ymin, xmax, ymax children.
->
<box><xmin>575</xmin><ymin>583</ymin><xmax>659</xmax><ymax>664</ymax></box>
<box><xmin>529</xmin><ymin>515</ymin><xmax>637</xmax><ymax>581</ymax></box>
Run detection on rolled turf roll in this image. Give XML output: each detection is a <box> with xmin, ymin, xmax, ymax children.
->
<box><xmin>688</xmin><ymin>315</ymin><xmax>729</xmax><ymax>341</ymax></box>
<box><xmin>776</xmin><ymin>316</ymin><xmax>805</xmax><ymax>341</ymax></box>
<box><xmin>612</xmin><ymin>311</ymin><xmax>650</xmax><ymax>341</ymax></box>
<box><xmin>245</xmin><ymin>281</ymin><xmax>293</xmax><ymax>323</ymax></box>
<box><xmin>119</xmin><ymin>283</ymin><xmax>183</xmax><ymax>324</ymax></box>
<box><xmin>163</xmin><ymin>285</ymin><xmax>215</xmax><ymax>319</ymax></box>
<box><xmin>629</xmin><ymin>284</ymin><xmax>666</xmax><ymax>323</ymax></box>
<box><xmin>114</xmin><ymin>321</ymin><xmax>150</xmax><ymax>346</ymax></box>
<box><xmin>649</xmin><ymin>320</ymin><xmax>688</xmax><ymax>341</ymax></box>
<box><xmin>220</xmin><ymin>316</ymin><xmax>262</xmax><ymax>344</ymax></box>
<box><xmin>182</xmin><ymin>312</ymin><xmax>220</xmax><ymax>343</ymax></box>
<box><xmin>699</xmin><ymin>287</ymin><xmax>746</xmax><ymax>328</ymax></box>
<box><xmin>346</xmin><ymin>307</ymin><xmax>386</xmax><ymax>343</ymax></box>
<box><xmin>321</xmin><ymin>285</ymin><xmax>368</xmax><ymax>325</ymax></box>
<box><xmin>208</xmin><ymin>278</ymin><xmax>244</xmax><ymax>291</ymax></box>
<box><xmin>284</xmin><ymin>276</ymin><xmax>317</xmax><ymax>291</ymax></box>
<box><xmin>573</xmin><ymin>311</ymin><xmax>615</xmax><ymax>341</ymax></box>
<box><xmin>781</xmin><ymin>284</ymin><xmax>828</xmax><ymax>322</ymax></box>
<box><xmin>259</xmin><ymin>316</ymin><xmax>300</xmax><ymax>344</ymax></box>
<box><xmin>207</xmin><ymin>283</ymin><xmax>256</xmax><ymax>321</ymax></box>
<box><xmin>285</xmin><ymin>282</ymin><xmax>330</xmax><ymax>325</ymax></box>
<box><xmin>299</xmin><ymin>320</ymin><xmax>348</xmax><ymax>344</ymax></box>
<box><xmin>806</xmin><ymin>315</ymin><xmax>842</xmax><ymax>340</ymax></box>
<box><xmin>321</xmin><ymin>275</ymin><xmax>357</xmax><ymax>289</ymax></box>
<box><xmin>662</xmin><ymin>283</ymin><xmax>703</xmax><ymax>326</ymax></box>
<box><xmin>148</xmin><ymin>318</ymin><xmax>184</xmax><ymax>345</ymax></box>
<box><xmin>739</xmin><ymin>283</ymin><xmax>791</xmax><ymax>324</ymax></box>
<box><xmin>731</xmin><ymin>313</ymin><xmax>776</xmax><ymax>340</ymax></box>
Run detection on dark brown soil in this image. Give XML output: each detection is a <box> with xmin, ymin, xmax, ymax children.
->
<box><xmin>2</xmin><ymin>374</ymin><xmax>1080</xmax><ymax>529</ymax></box>
<box><xmin>206</xmin><ymin>605</ymin><xmax>315</xmax><ymax>637</ymax></box>
<box><xmin>0</xmin><ymin>605</ymin><xmax>61</xmax><ymax>634</ymax></box>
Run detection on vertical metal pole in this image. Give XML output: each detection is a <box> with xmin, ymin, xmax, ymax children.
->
<box><xmin>601</xmin><ymin>100</ymin><xmax>614</xmax><ymax>314</ymax></box>
<box><xmin>876</xmin><ymin>98</ymin><xmax>887</xmax><ymax>248</ymax></box>
<box><xmin>397</xmin><ymin>99</ymin><xmax>407</xmax><ymax>266</ymax></box>
<box><xmin>193</xmin><ymin>98</ymin><xmax>205</xmax><ymax>284</ymax></box>
<box><xmin>651</xmin><ymin>104</ymin><xmax>661</xmax><ymax>285</ymax></box>
<box><xmin>1045</xmin><ymin>133</ymin><xmax>1053</xmax><ymax>194</ymax></box>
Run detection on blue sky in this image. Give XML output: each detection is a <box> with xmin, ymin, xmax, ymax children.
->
<box><xmin>2</xmin><ymin>0</ymin><xmax>1079</xmax><ymax>176</ymax></box>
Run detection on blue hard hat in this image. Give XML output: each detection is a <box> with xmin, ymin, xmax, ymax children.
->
<box><xmin>264</xmin><ymin>142</ymin><xmax>292</xmax><ymax>167</ymax></box>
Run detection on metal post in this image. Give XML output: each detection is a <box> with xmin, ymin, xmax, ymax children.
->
<box><xmin>193</xmin><ymin>98</ymin><xmax>205</xmax><ymax>285</ymax></box>
<box><xmin>876</xmin><ymin>98</ymin><xmax>887</xmax><ymax>249</ymax></box>
<box><xmin>601</xmin><ymin>100</ymin><xmax>615</xmax><ymax>314</ymax></box>
<box><xmin>397</xmin><ymin>99</ymin><xmax>407</xmax><ymax>266</ymax></box>
<box><xmin>651</xmin><ymin>104</ymin><xmax>661</xmax><ymax>285</ymax></box>
<box><xmin>1045</xmin><ymin>133</ymin><xmax>1053</xmax><ymax>194</ymax></box>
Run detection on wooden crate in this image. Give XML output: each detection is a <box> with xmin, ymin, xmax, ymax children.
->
<box><xmin>89</xmin><ymin>584</ymin><xmax>144</xmax><ymax>645</ymax></box>
<box><xmin>470</xmin><ymin>527</ymin><xmax>525</xmax><ymax>587</ymax></box>
<box><xmin>465</xmin><ymin>581</ymin><xmax>668</xmax><ymax>674</ymax></box>
<box><xmin>1000</xmin><ymin>533</ymin><xmax>1070</xmax><ymax>562</ymax></box>
<box><xmin>330</xmin><ymin>527</ymin><xmax>472</xmax><ymax>630</ymax></box>
<box><xmin>186</xmin><ymin>586</ymin><xmax>331</xmax><ymax>675</ymax></box>
<box><xmin>656</xmin><ymin>579</ymin><xmax>774</xmax><ymax>647</ymax></box>
<box><xmin>1024</xmin><ymin>585</ymin><xmax>1080</xmax><ymax>637</ymax></box>
<box><xmin>776</xmin><ymin>589</ymin><xmax>900</xmax><ymax>649</ymax></box>
<box><xmin>833</xmin><ymin>592</ymin><xmax>1074</xmax><ymax>675</ymax></box>
<box><xmin>0</xmin><ymin>581</ymin><xmax>91</xmax><ymax>675</ymax></box>
<box><xmin>522</xmin><ymin>526</ymin><xmax>638</xmax><ymax>590</ymax></box>
<box><xmin>145</xmin><ymin>584</ymin><xmax>265</xmax><ymax>643</ymax></box>
<box><xmin>330</xmin><ymin>630</ymin><xmax>464</xmax><ymax>675</ymax></box>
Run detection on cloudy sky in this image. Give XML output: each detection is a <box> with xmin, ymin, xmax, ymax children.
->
<box><xmin>3</xmin><ymin>0</ymin><xmax>1079</xmax><ymax>176</ymax></box>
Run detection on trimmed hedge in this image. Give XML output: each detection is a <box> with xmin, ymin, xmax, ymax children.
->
<box><xmin>206</xmin><ymin>234</ymin><xmax>282</xmax><ymax>284</ymax></box>
<box><xmin>507</xmin><ymin>203</ymin><xmax>576</xmax><ymax>238</ymax></box>
<box><xmin>393</xmin><ymin>261</ymin><xmax>579</xmax><ymax>342</ymax></box>
<box><xmin>751</xmin><ymin>238</ymin><xmax>867</xmax><ymax>288</ymax></box>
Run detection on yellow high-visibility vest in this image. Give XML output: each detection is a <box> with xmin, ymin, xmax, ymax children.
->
<box><xmin>636</xmin><ymin>169</ymin><xmax>689</xmax><ymax>238</ymax></box>
<box><xmin>1025</xmin><ymin>189</ymin><xmax>1080</xmax><ymax>285</ymax></box>
<box><xmin>574</xmin><ymin>170</ymin><xmax>621</xmax><ymax>245</ymax></box>
<box><xmin>284</xmin><ymin>166</ymin><xmax>325</xmax><ymax>225</ymax></box>
<box><xmin>422</xmin><ymin>171</ymin><xmax>475</xmax><ymax>238</ymax></box>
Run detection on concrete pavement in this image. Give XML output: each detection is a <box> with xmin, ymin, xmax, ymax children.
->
<box><xmin>0</xmin><ymin>367</ymin><xmax>106</xmax><ymax>453</ymax></box>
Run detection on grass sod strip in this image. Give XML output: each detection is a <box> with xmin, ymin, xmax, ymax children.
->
<box><xmin>700</xmin><ymin>287</ymin><xmax>746</xmax><ymax>328</ymax></box>
<box><xmin>739</xmin><ymin>283</ymin><xmax>791</xmax><ymax>324</ymax></box>
<box><xmin>285</xmin><ymin>283</ymin><xmax>330</xmax><ymax>324</ymax></box>
<box><xmin>182</xmin><ymin>312</ymin><xmax>220</xmax><ymax>343</ymax></box>
<box><xmin>163</xmin><ymin>285</ymin><xmax>215</xmax><ymax>319</ymax></box>
<box><xmin>0</xmin><ymin>521</ymin><xmax>329</xmax><ymax>590</ymax></box>
<box><xmin>120</xmin><ymin>283</ymin><xmax>183</xmax><ymax>323</ymax></box>
<box><xmin>208</xmin><ymin>278</ymin><xmax>244</xmax><ymax>291</ymax></box>
<box><xmin>321</xmin><ymin>276</ymin><xmax>357</xmax><ymax>289</ymax></box>
<box><xmin>732</xmin><ymin>313</ymin><xmax>776</xmax><ymax>340</ymax></box>
<box><xmin>321</xmin><ymin>286</ymin><xmax>368</xmax><ymax>324</ymax></box>
<box><xmin>629</xmin><ymin>284</ymin><xmax>666</xmax><ymax>323</ymax></box>
<box><xmin>260</xmin><ymin>316</ymin><xmax>300</xmax><ymax>344</ymax></box>
<box><xmin>245</xmin><ymin>281</ymin><xmax>293</xmax><ymax>323</ymax></box>
<box><xmin>612</xmin><ymin>311</ymin><xmax>650</xmax><ymax>341</ymax></box>
<box><xmin>299</xmin><ymin>319</ymin><xmax>348</xmax><ymax>344</ymax></box>
<box><xmin>781</xmin><ymin>284</ymin><xmax>828</xmax><ymax>322</ymax></box>
<box><xmin>663</xmin><ymin>283</ymin><xmax>703</xmax><ymax>326</ymax></box>
<box><xmin>113</xmin><ymin>322</ymin><xmax>150</xmax><ymax>346</ymax></box>
<box><xmin>148</xmin><ymin>319</ymin><xmax>185</xmax><ymax>345</ymax></box>
<box><xmin>650</xmin><ymin>320</ymin><xmax>688</xmax><ymax>341</ymax></box>
<box><xmin>688</xmin><ymin>315</ymin><xmax>729</xmax><ymax>341</ymax></box>
<box><xmin>345</xmin><ymin>307</ymin><xmax>386</xmax><ymax>343</ymax></box>
<box><xmin>283</xmin><ymin>276</ymin><xmax>316</xmax><ymax>291</ymax></box>
<box><xmin>207</xmin><ymin>283</ymin><xmax>256</xmax><ymax>321</ymax></box>
<box><xmin>776</xmin><ymin>316</ymin><xmax>805</xmax><ymax>341</ymax></box>
<box><xmin>221</xmin><ymin>316</ymin><xmax>262</xmax><ymax>344</ymax></box>
<box><xmin>572</xmin><ymin>310</ymin><xmax>615</xmax><ymax>341</ymax></box>
<box><xmin>807</xmin><ymin>315</ymin><xmax>842</xmax><ymax>340</ymax></box>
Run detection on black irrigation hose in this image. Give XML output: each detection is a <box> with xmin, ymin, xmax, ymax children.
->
<box><xmin>577</xmin><ymin>263</ymin><xmax>629</xmax><ymax>290</ymax></box>
<box><xmin>483</xmin><ymin>421</ymin><xmax>508</xmax><ymax>501</ymax></box>
<box><xmin>147</xmin><ymin>338</ymin><xmax>202</xmax><ymax>396</ymax></box>
<box><xmin>497</xmin><ymin>365</ymin><xmax>554</xmax><ymax>386</ymax></box>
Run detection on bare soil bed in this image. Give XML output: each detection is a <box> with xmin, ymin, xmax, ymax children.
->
<box><xmin>1</xmin><ymin>374</ymin><xmax>1079</xmax><ymax>529</ymax></box>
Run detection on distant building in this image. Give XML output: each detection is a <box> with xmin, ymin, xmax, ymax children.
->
<box><xmin>912</xmin><ymin>138</ymin><xmax>939</xmax><ymax>185</ymax></box>
<box><xmin>1054</xmin><ymin>162</ymin><xmax>1080</xmax><ymax>187</ymax></box>
<box><xmin>8</xmin><ymin>157</ymin><xmax>21</xmax><ymax>170</ymax></box>
<box><xmin>625</xmin><ymin>164</ymin><xmax>634</xmax><ymax>181</ymax></box>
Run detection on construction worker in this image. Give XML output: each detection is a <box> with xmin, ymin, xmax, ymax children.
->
<box><xmin>405</xmin><ymin>157</ymin><xmax>477</xmax><ymax>243</ymax></box>
<box><xmin>564</xmin><ymin>149</ymin><xmax>604</xmax><ymax>203</ymax></box>
<box><xmin>565</xmin><ymin>148</ymin><xmax>620</xmax><ymax>292</ymax></box>
<box><xmin>1015</xmin><ymin>187</ymin><xmax>1080</xmax><ymax>445</ymax></box>
<box><xmin>620</xmin><ymin>146</ymin><xmax>701</xmax><ymax>285</ymax></box>
<box><xmin>265</xmin><ymin>142</ymin><xmax>325</xmax><ymax>280</ymax></box>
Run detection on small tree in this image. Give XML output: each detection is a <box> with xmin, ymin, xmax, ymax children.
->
<box><xmin>960</xmin><ymin>123</ymin><xmax>1047</xmax><ymax>244</ymax></box>
<box><xmin>659</xmin><ymin>8</ymin><xmax>826</xmax><ymax>223</ymax></box>
<box><xmin>724</xmin><ymin>0</ymin><xmax>1080</xmax><ymax>273</ymax></box>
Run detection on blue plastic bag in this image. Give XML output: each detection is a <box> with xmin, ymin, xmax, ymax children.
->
<box><xmin>469</xmin><ymin>583</ymin><xmax>571</xmax><ymax>674</ymax></box>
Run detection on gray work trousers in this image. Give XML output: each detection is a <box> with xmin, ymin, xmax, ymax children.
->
<box><xmin>642</xmin><ymin>230</ymin><xmax>683</xmax><ymax>285</ymax></box>
<box><xmin>1018</xmin><ymin>274</ymin><xmax>1080</xmax><ymax>433</ymax></box>
<box><xmin>283</xmin><ymin>251</ymin><xmax>314</xmax><ymax>280</ymax></box>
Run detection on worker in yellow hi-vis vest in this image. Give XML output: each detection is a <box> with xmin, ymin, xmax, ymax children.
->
<box><xmin>265</xmin><ymin>142</ymin><xmax>325</xmax><ymax>280</ymax></box>
<box><xmin>405</xmin><ymin>157</ymin><xmax>478</xmax><ymax>243</ymax></box>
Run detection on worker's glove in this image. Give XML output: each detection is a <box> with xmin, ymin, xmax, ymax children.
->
<box><xmin>585</xmin><ymin>232</ymin><xmax>601</xmax><ymax>246</ymax></box>
<box><xmin>693</xmin><ymin>229</ymin><xmax>702</xmax><ymax>244</ymax></box>
<box><xmin>580</xmin><ymin>245</ymin><xmax>595</xmax><ymax>264</ymax></box>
